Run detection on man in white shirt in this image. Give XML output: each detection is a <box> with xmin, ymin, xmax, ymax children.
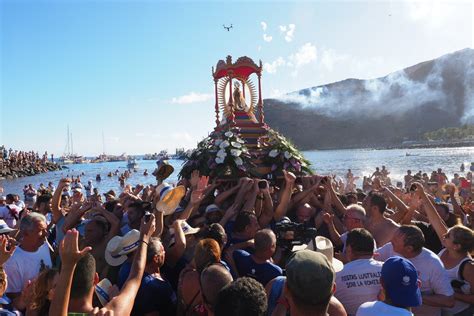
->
<box><xmin>0</xmin><ymin>195</ymin><xmax>21</xmax><ymax>228</ymax></box>
<box><xmin>4</xmin><ymin>213</ymin><xmax>52</xmax><ymax>310</ymax></box>
<box><xmin>335</xmin><ymin>228</ymin><xmax>383</xmax><ymax>315</ymax></box>
<box><xmin>375</xmin><ymin>225</ymin><xmax>454</xmax><ymax>316</ymax></box>
<box><xmin>357</xmin><ymin>256</ymin><xmax>422</xmax><ymax>316</ymax></box>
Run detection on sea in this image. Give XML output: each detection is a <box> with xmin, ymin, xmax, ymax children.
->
<box><xmin>1</xmin><ymin>147</ymin><xmax>473</xmax><ymax>196</ymax></box>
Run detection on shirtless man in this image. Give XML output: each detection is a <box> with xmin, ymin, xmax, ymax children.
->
<box><xmin>363</xmin><ymin>191</ymin><xmax>399</xmax><ymax>246</ymax></box>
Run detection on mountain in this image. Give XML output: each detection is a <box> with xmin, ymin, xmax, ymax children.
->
<box><xmin>263</xmin><ymin>48</ymin><xmax>474</xmax><ymax>150</ymax></box>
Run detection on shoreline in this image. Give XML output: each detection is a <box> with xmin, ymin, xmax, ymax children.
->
<box><xmin>302</xmin><ymin>140</ymin><xmax>474</xmax><ymax>151</ymax></box>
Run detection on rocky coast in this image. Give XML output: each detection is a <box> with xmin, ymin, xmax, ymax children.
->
<box><xmin>0</xmin><ymin>161</ymin><xmax>61</xmax><ymax>180</ymax></box>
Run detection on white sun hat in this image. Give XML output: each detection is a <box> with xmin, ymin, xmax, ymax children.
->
<box><xmin>105</xmin><ymin>229</ymin><xmax>141</xmax><ymax>266</ymax></box>
<box><xmin>95</xmin><ymin>278</ymin><xmax>113</xmax><ymax>307</ymax></box>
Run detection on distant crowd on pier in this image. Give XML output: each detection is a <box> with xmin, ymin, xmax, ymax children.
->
<box><xmin>0</xmin><ymin>146</ymin><xmax>56</xmax><ymax>179</ymax></box>
<box><xmin>0</xmin><ymin>159</ymin><xmax>472</xmax><ymax>316</ymax></box>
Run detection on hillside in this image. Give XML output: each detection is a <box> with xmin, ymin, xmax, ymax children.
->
<box><xmin>263</xmin><ymin>48</ymin><xmax>474</xmax><ymax>150</ymax></box>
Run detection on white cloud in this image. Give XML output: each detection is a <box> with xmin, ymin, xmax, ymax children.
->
<box><xmin>404</xmin><ymin>0</ymin><xmax>457</xmax><ymax>30</ymax></box>
<box><xmin>288</xmin><ymin>43</ymin><xmax>317</xmax><ymax>68</ymax></box>
<box><xmin>261</xmin><ymin>21</ymin><xmax>272</xmax><ymax>42</ymax></box>
<box><xmin>171</xmin><ymin>92</ymin><xmax>212</xmax><ymax>104</ymax></box>
<box><xmin>264</xmin><ymin>57</ymin><xmax>286</xmax><ymax>74</ymax></box>
<box><xmin>279</xmin><ymin>23</ymin><xmax>295</xmax><ymax>42</ymax></box>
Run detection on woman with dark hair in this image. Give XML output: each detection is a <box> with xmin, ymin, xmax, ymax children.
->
<box><xmin>438</xmin><ymin>225</ymin><xmax>474</xmax><ymax>316</ymax></box>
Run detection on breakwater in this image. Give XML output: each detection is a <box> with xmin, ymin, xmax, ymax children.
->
<box><xmin>0</xmin><ymin>161</ymin><xmax>62</xmax><ymax>180</ymax></box>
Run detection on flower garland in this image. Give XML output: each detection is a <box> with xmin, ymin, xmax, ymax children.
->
<box><xmin>178</xmin><ymin>127</ymin><xmax>254</xmax><ymax>179</ymax></box>
<box><xmin>262</xmin><ymin>130</ymin><xmax>312</xmax><ymax>175</ymax></box>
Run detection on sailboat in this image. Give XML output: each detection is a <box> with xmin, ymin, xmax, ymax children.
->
<box><xmin>58</xmin><ymin>126</ymin><xmax>90</xmax><ymax>164</ymax></box>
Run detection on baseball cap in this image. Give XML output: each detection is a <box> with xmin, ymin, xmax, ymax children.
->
<box><xmin>381</xmin><ymin>256</ymin><xmax>422</xmax><ymax>307</ymax></box>
<box><xmin>286</xmin><ymin>250</ymin><xmax>335</xmax><ymax>305</ymax></box>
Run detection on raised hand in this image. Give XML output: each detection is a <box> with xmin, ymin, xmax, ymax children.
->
<box><xmin>139</xmin><ymin>213</ymin><xmax>156</xmax><ymax>241</ymax></box>
<box><xmin>322</xmin><ymin>212</ymin><xmax>334</xmax><ymax>225</ymax></box>
<box><xmin>59</xmin><ymin>178</ymin><xmax>71</xmax><ymax>186</ymax></box>
<box><xmin>283</xmin><ymin>170</ymin><xmax>296</xmax><ymax>185</ymax></box>
<box><xmin>60</xmin><ymin>229</ymin><xmax>92</xmax><ymax>267</ymax></box>
<box><xmin>0</xmin><ymin>235</ymin><xmax>16</xmax><ymax>266</ymax></box>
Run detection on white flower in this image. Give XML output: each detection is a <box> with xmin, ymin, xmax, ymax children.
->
<box><xmin>234</xmin><ymin>157</ymin><xmax>243</xmax><ymax>166</ymax></box>
<box><xmin>224</xmin><ymin>131</ymin><xmax>233</xmax><ymax>137</ymax></box>
<box><xmin>215</xmin><ymin>157</ymin><xmax>225</xmax><ymax>164</ymax></box>
<box><xmin>219</xmin><ymin>140</ymin><xmax>230</xmax><ymax>148</ymax></box>
<box><xmin>236</xmin><ymin>138</ymin><xmax>244</xmax><ymax>143</ymax></box>
<box><xmin>269</xmin><ymin>149</ymin><xmax>279</xmax><ymax>157</ymax></box>
<box><xmin>231</xmin><ymin>141</ymin><xmax>242</xmax><ymax>148</ymax></box>
<box><xmin>284</xmin><ymin>151</ymin><xmax>292</xmax><ymax>159</ymax></box>
<box><xmin>217</xmin><ymin>149</ymin><xmax>227</xmax><ymax>158</ymax></box>
<box><xmin>231</xmin><ymin>149</ymin><xmax>242</xmax><ymax>157</ymax></box>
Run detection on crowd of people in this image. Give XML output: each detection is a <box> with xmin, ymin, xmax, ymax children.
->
<box><xmin>0</xmin><ymin>146</ymin><xmax>54</xmax><ymax>178</ymax></box>
<box><xmin>0</xmin><ymin>146</ymin><xmax>51</xmax><ymax>169</ymax></box>
<box><xmin>0</xmin><ymin>160</ymin><xmax>472</xmax><ymax>316</ymax></box>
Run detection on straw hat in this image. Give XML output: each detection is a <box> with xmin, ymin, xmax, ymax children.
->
<box><xmin>293</xmin><ymin>236</ymin><xmax>343</xmax><ymax>272</ymax></box>
<box><xmin>309</xmin><ymin>236</ymin><xmax>343</xmax><ymax>272</ymax></box>
<box><xmin>95</xmin><ymin>278</ymin><xmax>112</xmax><ymax>307</ymax></box>
<box><xmin>155</xmin><ymin>183</ymin><xmax>186</xmax><ymax>215</ymax></box>
<box><xmin>105</xmin><ymin>229</ymin><xmax>140</xmax><ymax>266</ymax></box>
<box><xmin>153</xmin><ymin>160</ymin><xmax>174</xmax><ymax>182</ymax></box>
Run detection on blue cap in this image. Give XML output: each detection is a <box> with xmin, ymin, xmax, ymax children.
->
<box><xmin>381</xmin><ymin>256</ymin><xmax>422</xmax><ymax>307</ymax></box>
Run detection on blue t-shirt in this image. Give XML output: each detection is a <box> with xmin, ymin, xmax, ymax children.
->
<box><xmin>131</xmin><ymin>273</ymin><xmax>177</xmax><ymax>316</ymax></box>
<box><xmin>233</xmin><ymin>249</ymin><xmax>283</xmax><ymax>286</ymax></box>
<box><xmin>118</xmin><ymin>262</ymin><xmax>177</xmax><ymax>316</ymax></box>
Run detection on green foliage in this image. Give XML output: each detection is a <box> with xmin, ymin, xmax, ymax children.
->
<box><xmin>178</xmin><ymin>127</ymin><xmax>254</xmax><ymax>179</ymax></box>
<box><xmin>262</xmin><ymin>130</ymin><xmax>313</xmax><ymax>175</ymax></box>
<box><xmin>423</xmin><ymin>125</ymin><xmax>474</xmax><ymax>141</ymax></box>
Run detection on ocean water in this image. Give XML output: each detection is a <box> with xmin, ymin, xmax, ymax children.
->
<box><xmin>1</xmin><ymin>147</ymin><xmax>473</xmax><ymax>196</ymax></box>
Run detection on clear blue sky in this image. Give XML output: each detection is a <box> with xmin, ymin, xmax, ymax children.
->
<box><xmin>1</xmin><ymin>0</ymin><xmax>473</xmax><ymax>156</ymax></box>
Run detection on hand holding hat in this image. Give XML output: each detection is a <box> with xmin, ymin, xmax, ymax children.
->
<box><xmin>154</xmin><ymin>183</ymin><xmax>186</xmax><ymax>215</ymax></box>
<box><xmin>153</xmin><ymin>159</ymin><xmax>174</xmax><ymax>182</ymax></box>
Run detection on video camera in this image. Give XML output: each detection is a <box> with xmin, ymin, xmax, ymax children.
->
<box><xmin>274</xmin><ymin>218</ymin><xmax>318</xmax><ymax>250</ymax></box>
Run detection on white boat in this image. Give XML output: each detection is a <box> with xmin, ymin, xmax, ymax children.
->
<box><xmin>127</xmin><ymin>158</ymin><xmax>138</xmax><ymax>169</ymax></box>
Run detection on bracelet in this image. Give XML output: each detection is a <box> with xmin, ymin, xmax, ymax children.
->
<box><xmin>139</xmin><ymin>239</ymin><xmax>149</xmax><ymax>246</ymax></box>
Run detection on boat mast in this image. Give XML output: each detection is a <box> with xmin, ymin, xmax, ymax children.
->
<box><xmin>71</xmin><ymin>131</ymin><xmax>74</xmax><ymax>156</ymax></box>
<box><xmin>102</xmin><ymin>131</ymin><xmax>106</xmax><ymax>155</ymax></box>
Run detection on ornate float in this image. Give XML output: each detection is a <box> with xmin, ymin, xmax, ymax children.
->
<box><xmin>179</xmin><ymin>56</ymin><xmax>312</xmax><ymax>180</ymax></box>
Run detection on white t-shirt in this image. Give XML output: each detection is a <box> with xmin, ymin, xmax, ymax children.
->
<box><xmin>4</xmin><ymin>243</ymin><xmax>52</xmax><ymax>293</ymax></box>
<box><xmin>356</xmin><ymin>301</ymin><xmax>413</xmax><ymax>316</ymax></box>
<box><xmin>335</xmin><ymin>258</ymin><xmax>384</xmax><ymax>316</ymax></box>
<box><xmin>376</xmin><ymin>243</ymin><xmax>454</xmax><ymax>316</ymax></box>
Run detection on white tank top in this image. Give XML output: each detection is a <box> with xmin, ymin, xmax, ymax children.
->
<box><xmin>438</xmin><ymin>248</ymin><xmax>471</xmax><ymax>315</ymax></box>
